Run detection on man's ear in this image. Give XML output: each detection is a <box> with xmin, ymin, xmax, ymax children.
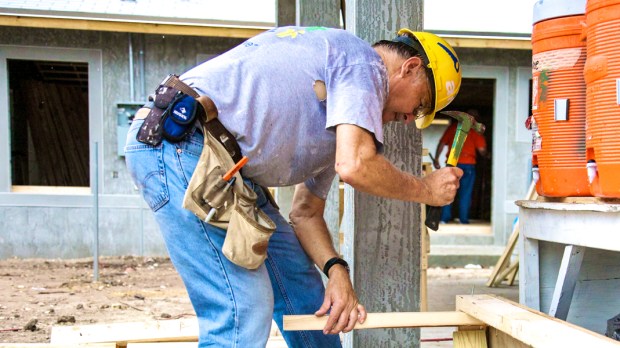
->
<box><xmin>401</xmin><ymin>56</ymin><xmax>424</xmax><ymax>77</ymax></box>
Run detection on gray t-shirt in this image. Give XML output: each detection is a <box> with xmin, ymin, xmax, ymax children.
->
<box><xmin>182</xmin><ymin>26</ymin><xmax>388</xmax><ymax>199</ymax></box>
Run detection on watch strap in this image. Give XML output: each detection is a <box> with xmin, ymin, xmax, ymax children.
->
<box><xmin>323</xmin><ymin>257</ymin><xmax>350</xmax><ymax>278</ymax></box>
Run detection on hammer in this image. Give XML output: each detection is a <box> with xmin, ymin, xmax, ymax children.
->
<box><xmin>425</xmin><ymin>111</ymin><xmax>486</xmax><ymax>231</ymax></box>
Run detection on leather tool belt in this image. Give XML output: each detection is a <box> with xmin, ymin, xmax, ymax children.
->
<box><xmin>136</xmin><ymin>74</ymin><xmax>276</xmax><ymax>270</ymax></box>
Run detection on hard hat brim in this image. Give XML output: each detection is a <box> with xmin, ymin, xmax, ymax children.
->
<box><xmin>415</xmin><ymin>110</ymin><xmax>436</xmax><ymax>129</ymax></box>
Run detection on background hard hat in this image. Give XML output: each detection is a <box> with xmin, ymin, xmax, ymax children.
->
<box><xmin>396</xmin><ymin>29</ymin><xmax>462</xmax><ymax>129</ymax></box>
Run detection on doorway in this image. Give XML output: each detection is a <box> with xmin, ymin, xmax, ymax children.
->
<box><xmin>433</xmin><ymin>78</ymin><xmax>495</xmax><ymax>223</ymax></box>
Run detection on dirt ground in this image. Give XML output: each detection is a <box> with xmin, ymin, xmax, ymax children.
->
<box><xmin>0</xmin><ymin>256</ymin><xmax>194</xmax><ymax>344</ymax></box>
<box><xmin>0</xmin><ymin>256</ymin><xmax>518</xmax><ymax>345</ymax></box>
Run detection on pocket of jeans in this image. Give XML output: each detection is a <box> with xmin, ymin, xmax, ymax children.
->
<box><xmin>125</xmin><ymin>121</ymin><xmax>169</xmax><ymax>212</ymax></box>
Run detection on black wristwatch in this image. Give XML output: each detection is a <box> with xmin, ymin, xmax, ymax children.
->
<box><xmin>323</xmin><ymin>257</ymin><xmax>350</xmax><ymax>278</ymax></box>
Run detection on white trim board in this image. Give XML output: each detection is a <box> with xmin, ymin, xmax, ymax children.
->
<box><xmin>0</xmin><ymin>45</ymin><xmax>103</xmax><ymax>194</ymax></box>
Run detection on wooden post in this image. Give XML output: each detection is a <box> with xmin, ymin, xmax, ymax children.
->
<box><xmin>420</xmin><ymin>158</ymin><xmax>433</xmax><ymax>311</ymax></box>
<box><xmin>453</xmin><ymin>329</ymin><xmax>488</xmax><ymax>348</ymax></box>
<box><xmin>341</xmin><ymin>2</ymin><xmax>424</xmax><ymax>347</ymax></box>
<box><xmin>548</xmin><ymin>245</ymin><xmax>585</xmax><ymax>320</ymax></box>
<box><xmin>487</xmin><ymin>181</ymin><xmax>537</xmax><ymax>287</ymax></box>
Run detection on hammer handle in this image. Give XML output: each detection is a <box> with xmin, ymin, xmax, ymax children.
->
<box><xmin>424</xmin><ymin>164</ymin><xmax>454</xmax><ymax>231</ymax></box>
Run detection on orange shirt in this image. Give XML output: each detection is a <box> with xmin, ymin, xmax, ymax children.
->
<box><xmin>439</xmin><ymin>122</ymin><xmax>487</xmax><ymax>165</ymax></box>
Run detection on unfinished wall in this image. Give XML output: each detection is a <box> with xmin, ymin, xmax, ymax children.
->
<box><xmin>0</xmin><ymin>26</ymin><xmax>244</xmax><ymax>258</ymax></box>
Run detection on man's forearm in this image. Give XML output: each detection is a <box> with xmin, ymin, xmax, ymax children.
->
<box><xmin>292</xmin><ymin>215</ymin><xmax>338</xmax><ymax>270</ymax></box>
<box><xmin>335</xmin><ymin>124</ymin><xmax>460</xmax><ymax>207</ymax></box>
<box><xmin>337</xmin><ymin>150</ymin><xmax>431</xmax><ymax>203</ymax></box>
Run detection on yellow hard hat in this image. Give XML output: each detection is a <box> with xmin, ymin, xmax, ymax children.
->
<box><xmin>394</xmin><ymin>29</ymin><xmax>462</xmax><ymax>129</ymax></box>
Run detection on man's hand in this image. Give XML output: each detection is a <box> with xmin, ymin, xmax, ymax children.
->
<box><xmin>421</xmin><ymin>166</ymin><xmax>463</xmax><ymax>206</ymax></box>
<box><xmin>315</xmin><ymin>266</ymin><xmax>367</xmax><ymax>334</ymax></box>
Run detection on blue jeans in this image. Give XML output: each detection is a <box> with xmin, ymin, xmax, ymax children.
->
<box><xmin>125</xmin><ymin>119</ymin><xmax>340</xmax><ymax>348</ymax></box>
<box><xmin>441</xmin><ymin>163</ymin><xmax>475</xmax><ymax>224</ymax></box>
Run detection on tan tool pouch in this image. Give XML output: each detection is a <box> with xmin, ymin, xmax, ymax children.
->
<box><xmin>182</xmin><ymin>127</ymin><xmax>276</xmax><ymax>270</ymax></box>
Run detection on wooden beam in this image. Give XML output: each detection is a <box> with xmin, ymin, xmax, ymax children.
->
<box><xmin>445</xmin><ymin>37</ymin><xmax>531</xmax><ymax>50</ymax></box>
<box><xmin>487</xmin><ymin>181</ymin><xmax>537</xmax><ymax>287</ymax></box>
<box><xmin>493</xmin><ymin>261</ymin><xmax>518</xmax><ymax>287</ymax></box>
<box><xmin>487</xmin><ymin>327</ymin><xmax>531</xmax><ymax>348</ymax></box>
<box><xmin>0</xmin><ymin>344</ymin><xmax>115</xmax><ymax>348</ymax></box>
<box><xmin>519</xmin><ymin>235</ymin><xmax>540</xmax><ymax>311</ymax></box>
<box><xmin>0</xmin><ymin>15</ymin><xmax>266</xmax><ymax>38</ymax></box>
<box><xmin>548</xmin><ymin>245</ymin><xmax>585</xmax><ymax>320</ymax></box>
<box><xmin>456</xmin><ymin>295</ymin><xmax>620</xmax><ymax>348</ymax></box>
<box><xmin>453</xmin><ymin>329</ymin><xmax>488</xmax><ymax>348</ymax></box>
<box><xmin>50</xmin><ymin>319</ymin><xmax>198</xmax><ymax>344</ymax></box>
<box><xmin>486</xmin><ymin>221</ymin><xmax>519</xmax><ymax>287</ymax></box>
<box><xmin>126</xmin><ymin>344</ymin><xmax>200</xmax><ymax>348</ymax></box>
<box><xmin>11</xmin><ymin>185</ymin><xmax>90</xmax><ymax>194</ymax></box>
<box><xmin>283</xmin><ymin>311</ymin><xmax>484</xmax><ymax>331</ymax></box>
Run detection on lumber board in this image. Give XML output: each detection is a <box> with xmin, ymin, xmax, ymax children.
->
<box><xmin>493</xmin><ymin>261</ymin><xmax>518</xmax><ymax>287</ymax></box>
<box><xmin>126</xmin><ymin>344</ymin><xmax>197</xmax><ymax>348</ymax></box>
<box><xmin>487</xmin><ymin>327</ymin><xmax>531</xmax><ymax>348</ymax></box>
<box><xmin>0</xmin><ymin>344</ymin><xmax>115</xmax><ymax>348</ymax></box>
<box><xmin>453</xmin><ymin>329</ymin><xmax>488</xmax><ymax>348</ymax></box>
<box><xmin>507</xmin><ymin>263</ymin><xmax>518</xmax><ymax>286</ymax></box>
<box><xmin>50</xmin><ymin>319</ymin><xmax>198</xmax><ymax>344</ymax></box>
<box><xmin>536</xmin><ymin>196</ymin><xmax>620</xmax><ymax>205</ymax></box>
<box><xmin>0</xmin><ymin>15</ymin><xmax>266</xmax><ymax>38</ymax></box>
<box><xmin>487</xmin><ymin>223</ymin><xmax>518</xmax><ymax>287</ymax></box>
<box><xmin>125</xmin><ymin>336</ymin><xmax>288</xmax><ymax>348</ymax></box>
<box><xmin>283</xmin><ymin>311</ymin><xmax>484</xmax><ymax>331</ymax></box>
<box><xmin>456</xmin><ymin>295</ymin><xmax>620</xmax><ymax>348</ymax></box>
<box><xmin>548</xmin><ymin>245</ymin><xmax>584</xmax><ymax>319</ymax></box>
<box><xmin>487</xmin><ymin>181</ymin><xmax>537</xmax><ymax>287</ymax></box>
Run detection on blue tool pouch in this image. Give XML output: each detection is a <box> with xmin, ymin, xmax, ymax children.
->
<box><xmin>161</xmin><ymin>93</ymin><xmax>198</xmax><ymax>142</ymax></box>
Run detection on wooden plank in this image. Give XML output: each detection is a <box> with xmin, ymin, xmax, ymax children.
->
<box><xmin>517</xmin><ymin>199</ymin><xmax>620</xmax><ymax>213</ymax></box>
<box><xmin>487</xmin><ymin>221</ymin><xmax>519</xmax><ymax>287</ymax></box>
<box><xmin>507</xmin><ymin>263</ymin><xmax>518</xmax><ymax>286</ymax></box>
<box><xmin>487</xmin><ymin>327</ymin><xmax>531</xmax><ymax>348</ymax></box>
<box><xmin>456</xmin><ymin>295</ymin><xmax>620</xmax><ymax>348</ymax></box>
<box><xmin>519</xmin><ymin>235</ymin><xmax>540</xmax><ymax>310</ymax></box>
<box><xmin>0</xmin><ymin>15</ymin><xmax>266</xmax><ymax>38</ymax></box>
<box><xmin>11</xmin><ymin>185</ymin><xmax>90</xmax><ymax>193</ymax></box>
<box><xmin>283</xmin><ymin>311</ymin><xmax>484</xmax><ymax>331</ymax></box>
<box><xmin>420</xmin><ymin>161</ymin><xmax>432</xmax><ymax>312</ymax></box>
<box><xmin>548</xmin><ymin>245</ymin><xmax>585</xmax><ymax>320</ymax></box>
<box><xmin>453</xmin><ymin>329</ymin><xmax>488</xmax><ymax>348</ymax></box>
<box><xmin>487</xmin><ymin>181</ymin><xmax>536</xmax><ymax>287</ymax></box>
<box><xmin>0</xmin><ymin>344</ymin><xmax>115</xmax><ymax>348</ymax></box>
<box><xmin>445</xmin><ymin>37</ymin><xmax>531</xmax><ymax>50</ymax></box>
<box><xmin>493</xmin><ymin>261</ymin><xmax>518</xmax><ymax>287</ymax></box>
<box><xmin>536</xmin><ymin>196</ymin><xmax>620</xmax><ymax>205</ymax></box>
<box><xmin>50</xmin><ymin>319</ymin><xmax>198</xmax><ymax>344</ymax></box>
<box><xmin>126</xmin><ymin>344</ymin><xmax>197</xmax><ymax>348</ymax></box>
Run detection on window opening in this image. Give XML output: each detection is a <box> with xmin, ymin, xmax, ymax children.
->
<box><xmin>8</xmin><ymin>59</ymin><xmax>89</xmax><ymax>187</ymax></box>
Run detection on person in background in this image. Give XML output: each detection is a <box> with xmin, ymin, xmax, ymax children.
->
<box><xmin>433</xmin><ymin>108</ymin><xmax>488</xmax><ymax>224</ymax></box>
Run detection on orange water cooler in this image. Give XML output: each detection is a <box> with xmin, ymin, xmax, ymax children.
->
<box><xmin>531</xmin><ymin>0</ymin><xmax>590</xmax><ymax>197</ymax></box>
<box><xmin>584</xmin><ymin>0</ymin><xmax>620</xmax><ymax>197</ymax></box>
